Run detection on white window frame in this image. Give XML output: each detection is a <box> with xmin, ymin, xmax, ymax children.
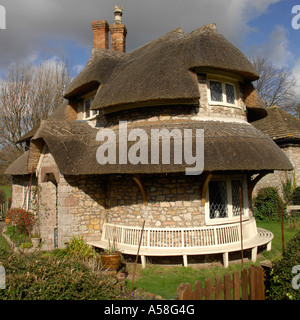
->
<box><xmin>83</xmin><ymin>92</ymin><xmax>99</xmax><ymax>120</ymax></box>
<box><xmin>207</xmin><ymin>75</ymin><xmax>240</xmax><ymax>108</ymax></box>
<box><xmin>205</xmin><ymin>175</ymin><xmax>249</xmax><ymax>225</ymax></box>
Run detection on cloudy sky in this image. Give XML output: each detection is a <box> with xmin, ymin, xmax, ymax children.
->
<box><xmin>0</xmin><ymin>0</ymin><xmax>300</xmax><ymax>99</ymax></box>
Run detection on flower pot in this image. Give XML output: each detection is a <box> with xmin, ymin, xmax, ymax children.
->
<box><xmin>31</xmin><ymin>237</ymin><xmax>40</xmax><ymax>248</ymax></box>
<box><xmin>100</xmin><ymin>253</ymin><xmax>121</xmax><ymax>271</ymax></box>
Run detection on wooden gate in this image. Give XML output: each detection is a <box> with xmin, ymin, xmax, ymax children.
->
<box><xmin>177</xmin><ymin>265</ymin><xmax>265</xmax><ymax>300</ymax></box>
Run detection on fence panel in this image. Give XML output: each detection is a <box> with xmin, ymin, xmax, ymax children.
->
<box><xmin>177</xmin><ymin>265</ymin><xmax>265</xmax><ymax>300</ymax></box>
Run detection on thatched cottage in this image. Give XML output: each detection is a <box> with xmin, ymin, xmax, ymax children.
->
<box><xmin>252</xmin><ymin>106</ymin><xmax>300</xmax><ymax>192</ymax></box>
<box><xmin>5</xmin><ymin>7</ymin><xmax>293</xmax><ymax>267</ymax></box>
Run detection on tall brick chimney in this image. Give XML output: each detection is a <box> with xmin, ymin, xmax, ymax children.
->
<box><xmin>109</xmin><ymin>5</ymin><xmax>127</xmax><ymax>52</ymax></box>
<box><xmin>91</xmin><ymin>20</ymin><xmax>109</xmax><ymax>49</ymax></box>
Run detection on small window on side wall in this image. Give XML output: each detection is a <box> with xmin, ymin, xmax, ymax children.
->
<box><xmin>207</xmin><ymin>177</ymin><xmax>247</xmax><ymax>221</ymax></box>
<box><xmin>83</xmin><ymin>96</ymin><xmax>99</xmax><ymax>120</ymax></box>
<box><xmin>209</xmin><ymin>80</ymin><xmax>237</xmax><ymax>106</ymax></box>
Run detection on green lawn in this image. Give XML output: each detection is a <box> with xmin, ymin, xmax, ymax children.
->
<box><xmin>128</xmin><ymin>219</ymin><xmax>300</xmax><ymax>300</ymax></box>
<box><xmin>0</xmin><ymin>185</ymin><xmax>12</xmax><ymax>200</ymax></box>
<box><xmin>256</xmin><ymin>219</ymin><xmax>299</xmax><ymax>260</ymax></box>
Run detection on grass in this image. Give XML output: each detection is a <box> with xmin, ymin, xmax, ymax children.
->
<box><xmin>256</xmin><ymin>217</ymin><xmax>300</xmax><ymax>259</ymax></box>
<box><xmin>128</xmin><ymin>218</ymin><xmax>300</xmax><ymax>300</ymax></box>
<box><xmin>0</xmin><ymin>185</ymin><xmax>12</xmax><ymax>200</ymax></box>
<box><xmin>0</xmin><ymin>235</ymin><xmax>10</xmax><ymax>252</ymax></box>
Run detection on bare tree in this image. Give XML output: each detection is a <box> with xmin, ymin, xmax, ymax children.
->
<box><xmin>251</xmin><ymin>56</ymin><xmax>296</xmax><ymax>109</ymax></box>
<box><xmin>0</xmin><ymin>57</ymin><xmax>72</xmax><ymax>176</ymax></box>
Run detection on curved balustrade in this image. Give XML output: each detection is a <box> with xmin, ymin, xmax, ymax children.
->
<box><xmin>88</xmin><ymin>218</ymin><xmax>273</xmax><ymax>268</ymax></box>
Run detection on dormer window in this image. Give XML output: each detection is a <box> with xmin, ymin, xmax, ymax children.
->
<box><xmin>208</xmin><ymin>77</ymin><xmax>239</xmax><ymax>107</ymax></box>
<box><xmin>83</xmin><ymin>93</ymin><xmax>99</xmax><ymax>120</ymax></box>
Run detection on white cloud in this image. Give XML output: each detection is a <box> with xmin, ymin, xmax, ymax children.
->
<box><xmin>0</xmin><ymin>0</ymin><xmax>284</xmax><ymax>72</ymax></box>
<box><xmin>247</xmin><ymin>25</ymin><xmax>293</xmax><ymax>67</ymax></box>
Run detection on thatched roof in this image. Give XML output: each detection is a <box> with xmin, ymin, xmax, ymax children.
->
<box><xmin>64</xmin><ymin>49</ymin><xmax>126</xmax><ymax>99</ymax></box>
<box><xmin>64</xmin><ymin>24</ymin><xmax>261</xmax><ymax>116</ymax></box>
<box><xmin>11</xmin><ymin>119</ymin><xmax>291</xmax><ymax>176</ymax></box>
<box><xmin>17</xmin><ymin>126</ymin><xmax>40</xmax><ymax>144</ymax></box>
<box><xmin>4</xmin><ymin>151</ymin><xmax>30</xmax><ymax>175</ymax></box>
<box><xmin>252</xmin><ymin>106</ymin><xmax>300</xmax><ymax>143</ymax></box>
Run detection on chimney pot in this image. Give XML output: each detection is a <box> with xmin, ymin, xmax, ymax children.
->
<box><xmin>110</xmin><ymin>5</ymin><xmax>127</xmax><ymax>52</ymax></box>
<box><xmin>114</xmin><ymin>5</ymin><xmax>123</xmax><ymax>24</ymax></box>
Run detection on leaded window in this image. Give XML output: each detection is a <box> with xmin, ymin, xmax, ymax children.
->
<box><xmin>207</xmin><ymin>177</ymin><xmax>247</xmax><ymax>220</ymax></box>
<box><xmin>210</xmin><ymin>81</ymin><xmax>223</xmax><ymax>102</ymax></box>
<box><xmin>226</xmin><ymin>84</ymin><xmax>235</xmax><ymax>104</ymax></box>
<box><xmin>232</xmin><ymin>180</ymin><xmax>243</xmax><ymax>216</ymax></box>
<box><xmin>209</xmin><ymin>181</ymin><xmax>228</xmax><ymax>219</ymax></box>
<box><xmin>208</xmin><ymin>80</ymin><xmax>237</xmax><ymax>106</ymax></box>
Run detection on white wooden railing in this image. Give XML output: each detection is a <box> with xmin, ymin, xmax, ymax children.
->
<box><xmin>102</xmin><ymin>222</ymin><xmax>243</xmax><ymax>249</ymax></box>
<box><xmin>88</xmin><ymin>219</ymin><xmax>272</xmax><ymax>268</ymax></box>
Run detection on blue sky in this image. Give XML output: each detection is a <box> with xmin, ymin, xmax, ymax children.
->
<box><xmin>0</xmin><ymin>0</ymin><xmax>299</xmax><ymax>100</ymax></box>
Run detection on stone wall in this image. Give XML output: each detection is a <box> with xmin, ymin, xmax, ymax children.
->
<box><xmin>11</xmin><ymin>175</ymin><xmax>37</xmax><ymax>211</ymax></box>
<box><xmin>107</xmin><ymin>173</ymin><xmax>204</xmax><ymax>228</ymax></box>
<box><xmin>253</xmin><ymin>144</ymin><xmax>300</xmax><ymax>196</ymax></box>
<box><xmin>37</xmin><ymin>150</ymin><xmax>107</xmax><ymax>249</ymax></box>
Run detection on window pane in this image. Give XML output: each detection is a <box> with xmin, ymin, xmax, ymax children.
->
<box><xmin>226</xmin><ymin>84</ymin><xmax>235</xmax><ymax>104</ymax></box>
<box><xmin>85</xmin><ymin>99</ymin><xmax>90</xmax><ymax>118</ymax></box>
<box><xmin>209</xmin><ymin>181</ymin><xmax>228</xmax><ymax>219</ymax></box>
<box><xmin>232</xmin><ymin>180</ymin><xmax>243</xmax><ymax>216</ymax></box>
<box><xmin>210</xmin><ymin>81</ymin><xmax>223</xmax><ymax>102</ymax></box>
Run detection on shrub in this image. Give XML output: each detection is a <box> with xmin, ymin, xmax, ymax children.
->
<box><xmin>65</xmin><ymin>236</ymin><xmax>100</xmax><ymax>262</ymax></box>
<box><xmin>4</xmin><ymin>225</ymin><xmax>31</xmax><ymax>247</ymax></box>
<box><xmin>0</xmin><ymin>252</ymin><xmax>128</xmax><ymax>300</ymax></box>
<box><xmin>5</xmin><ymin>208</ymin><xmax>36</xmax><ymax>234</ymax></box>
<box><xmin>0</xmin><ymin>189</ymin><xmax>6</xmax><ymax>204</ymax></box>
<box><xmin>252</xmin><ymin>187</ymin><xmax>284</xmax><ymax>221</ymax></box>
<box><xmin>267</xmin><ymin>231</ymin><xmax>300</xmax><ymax>300</ymax></box>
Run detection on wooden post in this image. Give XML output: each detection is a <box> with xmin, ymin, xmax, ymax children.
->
<box><xmin>194</xmin><ymin>281</ymin><xmax>203</xmax><ymax>300</ymax></box>
<box><xmin>214</xmin><ymin>275</ymin><xmax>222</xmax><ymax>300</ymax></box>
<box><xmin>205</xmin><ymin>278</ymin><xmax>212</xmax><ymax>300</ymax></box>
<box><xmin>239</xmin><ymin>187</ymin><xmax>244</xmax><ymax>269</ymax></box>
<box><xmin>249</xmin><ymin>265</ymin><xmax>256</xmax><ymax>300</ymax></box>
<box><xmin>130</xmin><ymin>220</ymin><xmax>145</xmax><ymax>293</ymax></box>
<box><xmin>241</xmin><ymin>268</ymin><xmax>249</xmax><ymax>300</ymax></box>
<box><xmin>281</xmin><ymin>204</ymin><xmax>285</xmax><ymax>255</ymax></box>
<box><xmin>201</xmin><ymin>172</ymin><xmax>212</xmax><ymax>206</ymax></box>
<box><xmin>224</xmin><ymin>273</ymin><xmax>231</xmax><ymax>300</ymax></box>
